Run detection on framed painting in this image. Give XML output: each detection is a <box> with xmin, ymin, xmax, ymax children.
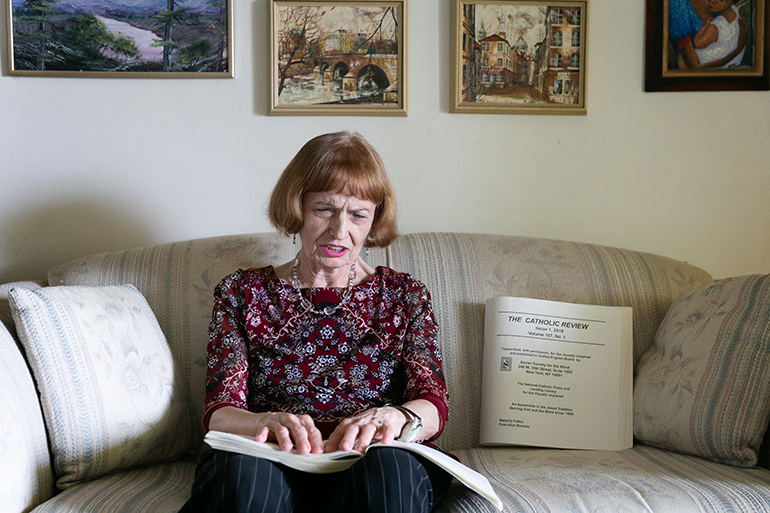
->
<box><xmin>450</xmin><ymin>0</ymin><xmax>588</xmax><ymax>115</ymax></box>
<box><xmin>7</xmin><ymin>0</ymin><xmax>233</xmax><ymax>77</ymax></box>
<box><xmin>645</xmin><ymin>0</ymin><xmax>769</xmax><ymax>91</ymax></box>
<box><xmin>269</xmin><ymin>0</ymin><xmax>407</xmax><ymax>116</ymax></box>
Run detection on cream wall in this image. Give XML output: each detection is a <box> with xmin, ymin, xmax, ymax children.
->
<box><xmin>1</xmin><ymin>0</ymin><xmax>768</xmax><ymax>284</ymax></box>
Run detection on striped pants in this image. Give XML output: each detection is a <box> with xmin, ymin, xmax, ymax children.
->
<box><xmin>179</xmin><ymin>447</ymin><xmax>453</xmax><ymax>513</ymax></box>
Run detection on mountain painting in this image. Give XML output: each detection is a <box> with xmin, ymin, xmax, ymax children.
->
<box><xmin>9</xmin><ymin>0</ymin><xmax>231</xmax><ymax>76</ymax></box>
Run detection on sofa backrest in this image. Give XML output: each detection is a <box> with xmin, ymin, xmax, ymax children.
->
<box><xmin>48</xmin><ymin>232</ymin><xmax>713</xmax><ymax>451</ymax></box>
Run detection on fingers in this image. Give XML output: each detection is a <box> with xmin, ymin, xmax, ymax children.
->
<box><xmin>377</xmin><ymin>423</ymin><xmax>398</xmax><ymax>445</ymax></box>
<box><xmin>301</xmin><ymin>414</ymin><xmax>325</xmax><ymax>454</ymax></box>
<box><xmin>324</xmin><ymin>407</ymin><xmax>405</xmax><ymax>453</ymax></box>
<box><xmin>338</xmin><ymin>422</ymin><xmax>379</xmax><ymax>453</ymax></box>
<box><xmin>328</xmin><ymin>420</ymin><xmax>357</xmax><ymax>452</ymax></box>
<box><xmin>255</xmin><ymin>407</ymin><xmax>408</xmax><ymax>455</ymax></box>
<box><xmin>254</xmin><ymin>425</ymin><xmax>270</xmax><ymax>444</ymax></box>
<box><xmin>272</xmin><ymin>422</ymin><xmax>295</xmax><ymax>452</ymax></box>
<box><xmin>323</xmin><ymin>424</ymin><xmax>346</xmax><ymax>453</ymax></box>
<box><xmin>258</xmin><ymin>412</ymin><xmax>324</xmax><ymax>454</ymax></box>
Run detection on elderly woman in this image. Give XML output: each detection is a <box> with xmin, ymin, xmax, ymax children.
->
<box><xmin>180</xmin><ymin>131</ymin><xmax>452</xmax><ymax>513</ymax></box>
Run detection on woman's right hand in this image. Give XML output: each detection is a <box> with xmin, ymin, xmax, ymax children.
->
<box><xmin>254</xmin><ymin>411</ymin><xmax>324</xmax><ymax>454</ymax></box>
<box><xmin>208</xmin><ymin>406</ymin><xmax>324</xmax><ymax>454</ymax></box>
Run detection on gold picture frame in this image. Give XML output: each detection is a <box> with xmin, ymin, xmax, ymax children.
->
<box><xmin>7</xmin><ymin>0</ymin><xmax>233</xmax><ymax>78</ymax></box>
<box><xmin>269</xmin><ymin>0</ymin><xmax>407</xmax><ymax>116</ymax></box>
<box><xmin>451</xmin><ymin>0</ymin><xmax>588</xmax><ymax>115</ymax></box>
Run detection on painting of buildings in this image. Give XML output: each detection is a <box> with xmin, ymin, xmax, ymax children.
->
<box><xmin>456</xmin><ymin>2</ymin><xmax>586</xmax><ymax>111</ymax></box>
<box><xmin>272</xmin><ymin>3</ymin><xmax>403</xmax><ymax>112</ymax></box>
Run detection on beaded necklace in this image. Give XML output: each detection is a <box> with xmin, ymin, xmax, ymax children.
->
<box><xmin>291</xmin><ymin>253</ymin><xmax>357</xmax><ymax>316</ymax></box>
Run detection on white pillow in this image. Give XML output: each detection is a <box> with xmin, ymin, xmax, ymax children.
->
<box><xmin>634</xmin><ymin>274</ymin><xmax>770</xmax><ymax>467</ymax></box>
<box><xmin>10</xmin><ymin>284</ymin><xmax>194</xmax><ymax>488</ymax></box>
<box><xmin>0</xmin><ymin>281</ymin><xmax>42</xmax><ymax>341</ymax></box>
<box><xmin>0</xmin><ymin>320</ymin><xmax>54</xmax><ymax>510</ymax></box>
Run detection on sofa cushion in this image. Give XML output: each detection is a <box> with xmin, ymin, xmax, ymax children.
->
<box><xmin>442</xmin><ymin>445</ymin><xmax>770</xmax><ymax>512</ymax></box>
<box><xmin>9</xmin><ymin>284</ymin><xmax>197</xmax><ymax>489</ymax></box>
<box><xmin>633</xmin><ymin>274</ymin><xmax>770</xmax><ymax>467</ymax></box>
<box><xmin>0</xmin><ymin>320</ymin><xmax>54</xmax><ymax>512</ymax></box>
<box><xmin>0</xmin><ymin>281</ymin><xmax>42</xmax><ymax>342</ymax></box>
<box><xmin>29</xmin><ymin>461</ymin><xmax>196</xmax><ymax>513</ymax></box>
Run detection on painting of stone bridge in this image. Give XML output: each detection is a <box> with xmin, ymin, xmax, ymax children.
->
<box><xmin>271</xmin><ymin>1</ymin><xmax>406</xmax><ymax>116</ymax></box>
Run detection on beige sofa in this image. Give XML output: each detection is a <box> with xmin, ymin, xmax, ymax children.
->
<box><xmin>3</xmin><ymin>232</ymin><xmax>770</xmax><ymax>512</ymax></box>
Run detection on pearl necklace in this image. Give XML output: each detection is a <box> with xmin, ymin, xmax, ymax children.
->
<box><xmin>291</xmin><ymin>253</ymin><xmax>357</xmax><ymax>316</ymax></box>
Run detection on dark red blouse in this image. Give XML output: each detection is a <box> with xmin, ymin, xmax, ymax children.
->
<box><xmin>202</xmin><ymin>266</ymin><xmax>449</xmax><ymax>440</ymax></box>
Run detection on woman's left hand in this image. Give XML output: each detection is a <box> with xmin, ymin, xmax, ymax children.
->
<box><xmin>324</xmin><ymin>406</ymin><xmax>407</xmax><ymax>453</ymax></box>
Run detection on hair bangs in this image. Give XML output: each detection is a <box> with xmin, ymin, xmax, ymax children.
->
<box><xmin>308</xmin><ymin>146</ymin><xmax>387</xmax><ymax>207</ymax></box>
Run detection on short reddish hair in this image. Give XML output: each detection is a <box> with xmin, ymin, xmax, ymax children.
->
<box><xmin>268</xmin><ymin>131</ymin><xmax>398</xmax><ymax>247</ymax></box>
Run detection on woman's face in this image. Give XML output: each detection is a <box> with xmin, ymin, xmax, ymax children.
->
<box><xmin>298</xmin><ymin>189</ymin><xmax>377</xmax><ymax>275</ymax></box>
<box><xmin>704</xmin><ymin>0</ymin><xmax>732</xmax><ymax>13</ymax></box>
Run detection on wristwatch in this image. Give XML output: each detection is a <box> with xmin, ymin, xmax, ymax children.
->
<box><xmin>386</xmin><ymin>404</ymin><xmax>423</xmax><ymax>443</ymax></box>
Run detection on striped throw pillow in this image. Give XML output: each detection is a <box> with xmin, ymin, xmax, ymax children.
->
<box><xmin>633</xmin><ymin>274</ymin><xmax>770</xmax><ymax>467</ymax></box>
<box><xmin>10</xmin><ymin>285</ymin><xmax>195</xmax><ymax>488</ymax></box>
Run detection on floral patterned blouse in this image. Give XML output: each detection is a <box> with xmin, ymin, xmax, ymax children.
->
<box><xmin>202</xmin><ymin>266</ymin><xmax>449</xmax><ymax>440</ymax></box>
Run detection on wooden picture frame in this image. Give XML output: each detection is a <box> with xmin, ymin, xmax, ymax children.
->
<box><xmin>645</xmin><ymin>0</ymin><xmax>769</xmax><ymax>91</ymax></box>
<box><xmin>269</xmin><ymin>0</ymin><xmax>407</xmax><ymax>116</ymax></box>
<box><xmin>7</xmin><ymin>0</ymin><xmax>233</xmax><ymax>78</ymax></box>
<box><xmin>451</xmin><ymin>0</ymin><xmax>588</xmax><ymax>115</ymax></box>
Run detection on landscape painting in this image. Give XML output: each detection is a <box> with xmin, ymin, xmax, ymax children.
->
<box><xmin>8</xmin><ymin>0</ymin><xmax>232</xmax><ymax>77</ymax></box>
<box><xmin>451</xmin><ymin>0</ymin><xmax>588</xmax><ymax>115</ymax></box>
<box><xmin>270</xmin><ymin>0</ymin><xmax>407</xmax><ymax>116</ymax></box>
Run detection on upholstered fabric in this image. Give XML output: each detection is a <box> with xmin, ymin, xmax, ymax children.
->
<box><xmin>31</xmin><ymin>461</ymin><xmax>197</xmax><ymax>513</ymax></box>
<box><xmin>47</xmin><ymin>232</ymin><xmax>714</xmax><ymax>454</ymax></box>
<box><xmin>384</xmin><ymin>233</ymin><xmax>714</xmax><ymax>451</ymax></box>
<box><xmin>761</xmin><ymin>427</ymin><xmax>770</xmax><ymax>469</ymax></box>
<box><xmin>25</xmin><ymin>445</ymin><xmax>770</xmax><ymax>513</ymax></box>
<box><xmin>10</xmin><ymin>285</ymin><xmax>197</xmax><ymax>489</ymax></box>
<box><xmin>0</xmin><ymin>281</ymin><xmax>42</xmax><ymax>342</ymax></box>
<box><xmin>0</xmin><ymin>321</ymin><xmax>54</xmax><ymax>513</ymax></box>
<box><xmin>634</xmin><ymin>274</ymin><xmax>770</xmax><ymax>467</ymax></box>
<box><xmin>438</xmin><ymin>445</ymin><xmax>770</xmax><ymax>513</ymax></box>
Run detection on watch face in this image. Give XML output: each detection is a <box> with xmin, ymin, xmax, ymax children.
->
<box><xmin>399</xmin><ymin>418</ymin><xmax>423</xmax><ymax>443</ymax></box>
